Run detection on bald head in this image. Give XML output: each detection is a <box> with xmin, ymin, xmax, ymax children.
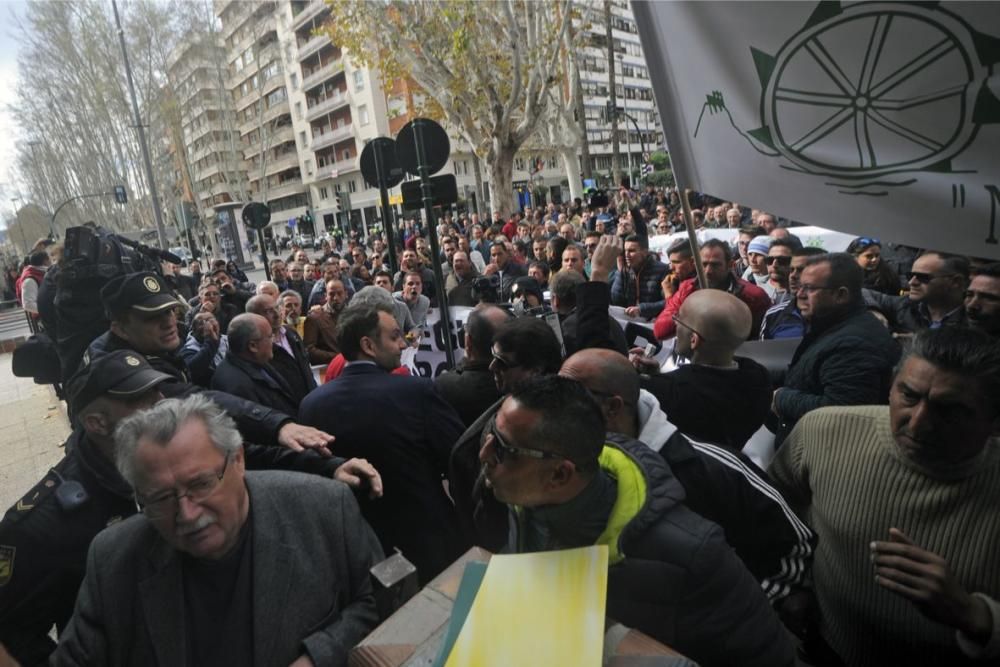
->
<box><xmin>679</xmin><ymin>289</ymin><xmax>752</xmax><ymax>351</ymax></box>
<box><xmin>560</xmin><ymin>348</ymin><xmax>640</xmax><ymax>410</ymax></box>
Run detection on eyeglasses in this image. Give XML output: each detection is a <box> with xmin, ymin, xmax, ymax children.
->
<box><xmin>766</xmin><ymin>256</ymin><xmax>792</xmax><ymax>266</ymax></box>
<box><xmin>487</xmin><ymin>418</ymin><xmax>558</xmax><ymax>464</ymax></box>
<box><xmin>491</xmin><ymin>348</ymin><xmax>520</xmax><ymax>371</ymax></box>
<box><xmin>796</xmin><ymin>284</ymin><xmax>839</xmax><ymax>294</ymax></box>
<box><xmin>137</xmin><ymin>454</ymin><xmax>231</xmax><ymax>519</ymax></box>
<box><xmin>672</xmin><ymin>314</ymin><xmax>709</xmax><ymax>341</ymax></box>
<box><xmin>907</xmin><ymin>271</ymin><xmax>956</xmax><ymax>284</ymax></box>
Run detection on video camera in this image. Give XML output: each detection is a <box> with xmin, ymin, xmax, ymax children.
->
<box><xmin>471</xmin><ymin>274</ymin><xmax>501</xmax><ymax>304</ymax></box>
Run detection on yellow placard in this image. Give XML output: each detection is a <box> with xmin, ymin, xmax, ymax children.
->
<box><xmin>444</xmin><ymin>545</ymin><xmax>608</xmax><ymax>667</ymax></box>
<box><xmin>388</xmin><ymin>193</ymin><xmax>404</xmax><ymax>205</ymax></box>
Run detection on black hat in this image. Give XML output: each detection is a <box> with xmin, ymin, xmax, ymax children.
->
<box><xmin>100</xmin><ymin>272</ymin><xmax>178</xmax><ymax>318</ymax></box>
<box><xmin>67</xmin><ymin>350</ymin><xmax>172</xmax><ymax>411</ymax></box>
<box><xmin>511</xmin><ymin>276</ymin><xmax>544</xmax><ymax>303</ymax></box>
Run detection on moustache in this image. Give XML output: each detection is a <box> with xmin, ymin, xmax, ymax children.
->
<box><xmin>176</xmin><ymin>513</ymin><xmax>216</xmax><ymax>537</ymax></box>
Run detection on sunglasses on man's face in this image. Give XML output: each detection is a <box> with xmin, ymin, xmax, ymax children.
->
<box><xmin>907</xmin><ymin>271</ymin><xmax>956</xmax><ymax>284</ymax></box>
<box><xmin>766</xmin><ymin>256</ymin><xmax>792</xmax><ymax>266</ymax></box>
<box><xmin>486</xmin><ymin>418</ymin><xmax>558</xmax><ymax>464</ymax></box>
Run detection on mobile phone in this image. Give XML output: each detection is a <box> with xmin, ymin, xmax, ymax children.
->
<box><xmin>644</xmin><ymin>343</ymin><xmax>657</xmax><ymax>358</ymax></box>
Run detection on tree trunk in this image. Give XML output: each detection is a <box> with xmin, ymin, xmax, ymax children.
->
<box><xmin>488</xmin><ymin>142</ymin><xmax>517</xmax><ymax>218</ymax></box>
<box><xmin>559</xmin><ymin>146</ymin><xmax>583</xmax><ymax>202</ymax></box>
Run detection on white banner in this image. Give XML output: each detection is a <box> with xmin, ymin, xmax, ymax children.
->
<box><xmin>647</xmin><ymin>225</ymin><xmax>858</xmax><ymax>258</ymax></box>
<box><xmin>634</xmin><ymin>1</ymin><xmax>1000</xmax><ymax>259</ymax></box>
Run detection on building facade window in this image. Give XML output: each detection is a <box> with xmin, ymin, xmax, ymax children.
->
<box><xmin>358</xmin><ymin>104</ymin><xmax>369</xmax><ymax>125</ymax></box>
<box><xmin>353</xmin><ymin>70</ymin><xmax>364</xmax><ymax>91</ymax></box>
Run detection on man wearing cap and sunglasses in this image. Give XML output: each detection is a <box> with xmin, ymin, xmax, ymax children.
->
<box><xmin>864</xmin><ymin>251</ymin><xmax>969</xmax><ymax>334</ymax></box>
<box><xmin>0</xmin><ymin>351</ymin><xmax>380</xmax><ymax>667</ymax></box>
<box><xmin>479</xmin><ymin>375</ymin><xmax>796</xmax><ymax>667</ymax></box>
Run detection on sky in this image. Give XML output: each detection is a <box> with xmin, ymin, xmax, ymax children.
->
<box><xmin>0</xmin><ymin>0</ymin><xmax>30</xmax><ymax>214</ymax></box>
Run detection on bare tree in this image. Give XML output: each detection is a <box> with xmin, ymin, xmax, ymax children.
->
<box><xmin>326</xmin><ymin>0</ymin><xmax>574</xmax><ymax>217</ymax></box>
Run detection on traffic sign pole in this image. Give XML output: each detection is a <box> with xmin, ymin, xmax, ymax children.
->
<box><xmin>412</xmin><ymin>119</ymin><xmax>456</xmax><ymax>370</ymax></box>
<box><xmin>373</xmin><ymin>144</ymin><xmax>399</xmax><ymax>276</ymax></box>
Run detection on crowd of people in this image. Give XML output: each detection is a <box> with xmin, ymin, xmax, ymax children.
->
<box><xmin>1</xmin><ymin>183</ymin><xmax>999</xmax><ymax>666</ymax></box>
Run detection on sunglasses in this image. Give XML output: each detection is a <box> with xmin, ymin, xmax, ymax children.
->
<box><xmin>672</xmin><ymin>314</ymin><xmax>709</xmax><ymax>341</ymax></box>
<box><xmin>855</xmin><ymin>237</ymin><xmax>881</xmax><ymax>248</ymax></box>
<box><xmin>487</xmin><ymin>418</ymin><xmax>558</xmax><ymax>464</ymax></box>
<box><xmin>907</xmin><ymin>271</ymin><xmax>956</xmax><ymax>284</ymax></box>
<box><xmin>491</xmin><ymin>348</ymin><xmax>520</xmax><ymax>371</ymax></box>
<box><xmin>766</xmin><ymin>256</ymin><xmax>792</xmax><ymax>266</ymax></box>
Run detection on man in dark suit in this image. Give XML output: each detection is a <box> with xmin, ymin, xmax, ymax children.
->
<box><xmin>246</xmin><ymin>294</ymin><xmax>317</xmax><ymax>405</ymax></box>
<box><xmin>299</xmin><ymin>301</ymin><xmax>469</xmax><ymax>582</ymax></box>
<box><xmin>51</xmin><ymin>394</ymin><xmax>382</xmax><ymax>667</ymax></box>
<box><xmin>212</xmin><ymin>314</ymin><xmax>301</xmax><ymax>419</ymax></box>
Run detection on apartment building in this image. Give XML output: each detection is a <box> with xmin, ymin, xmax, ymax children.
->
<box><xmin>166</xmin><ymin>32</ymin><xmax>245</xmax><ymax>226</ymax></box>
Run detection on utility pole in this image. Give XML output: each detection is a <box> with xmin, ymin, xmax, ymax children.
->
<box><xmin>573</xmin><ymin>51</ymin><xmax>593</xmax><ymax>181</ymax></box>
<box><xmin>112</xmin><ymin>0</ymin><xmax>169</xmax><ymax>250</ymax></box>
<box><xmin>605</xmin><ymin>0</ymin><xmax>622</xmax><ymax>187</ymax></box>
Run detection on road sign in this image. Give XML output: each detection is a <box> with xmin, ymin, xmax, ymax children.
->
<box><xmin>360</xmin><ymin>137</ymin><xmax>405</xmax><ymax>189</ymax></box>
<box><xmin>241</xmin><ymin>202</ymin><xmax>272</xmax><ymax>230</ymax></box>
<box><xmin>400</xmin><ymin>174</ymin><xmax>458</xmax><ymax>209</ymax></box>
<box><xmin>395</xmin><ymin>119</ymin><xmax>450</xmax><ymax>175</ymax></box>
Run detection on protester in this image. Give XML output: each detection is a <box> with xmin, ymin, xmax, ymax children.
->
<box><xmin>965</xmin><ymin>262</ymin><xmax>1000</xmax><ymax>337</ymax></box>
<box><xmin>770</xmin><ymin>328</ymin><xmax>1000</xmax><ymax>665</ymax></box>
<box><xmin>303</xmin><ymin>278</ymin><xmax>347</xmax><ymax>364</ymax></box>
<box><xmin>246</xmin><ymin>294</ymin><xmax>316</xmax><ymax>405</ymax></box>
<box><xmin>611</xmin><ymin>234</ymin><xmax>669</xmax><ymax>320</ymax></box>
<box><xmin>847</xmin><ymin>236</ymin><xmax>901</xmax><ymax>295</ymax></box>
<box><xmin>299</xmin><ymin>302</ymin><xmax>468</xmax><ymax>581</ymax></box>
<box><xmin>51</xmin><ymin>394</ymin><xmax>382</xmax><ymax>666</ymax></box>
<box><xmin>179</xmin><ymin>311</ymin><xmax>228</xmax><ymax>388</ymax></box>
<box><xmin>393</xmin><ymin>271</ymin><xmax>430</xmax><ymax>327</ymax></box>
<box><xmin>741</xmin><ymin>236</ymin><xmax>771</xmax><ymax>288</ymax></box>
<box><xmin>654</xmin><ymin>239</ymin><xmax>771</xmax><ymax>340</ymax></box>
<box><xmin>772</xmin><ymin>253</ymin><xmax>901</xmax><ymax>444</ymax></box>
<box><xmin>445</xmin><ymin>251</ymin><xmax>478</xmax><ymax>307</ymax></box>
<box><xmin>864</xmin><ymin>251</ymin><xmax>969</xmax><ymax>333</ymax></box>
<box><xmin>551</xmin><ymin>268</ymin><xmax>628</xmax><ymax>356</ymax></box>
<box><xmin>480</xmin><ymin>375</ymin><xmax>796</xmax><ymax>666</ymax></box>
<box><xmin>212</xmin><ymin>313</ymin><xmax>300</xmax><ymax>419</ymax></box>
<box><xmin>760</xmin><ymin>247</ymin><xmax>827</xmax><ymax>339</ymax></box>
<box><xmin>635</xmin><ymin>290</ymin><xmax>773</xmax><ymax>450</ymax></box>
<box><xmin>16</xmin><ymin>250</ymin><xmax>50</xmax><ymax>318</ymax></box>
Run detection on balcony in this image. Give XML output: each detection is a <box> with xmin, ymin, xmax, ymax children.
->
<box><xmin>309</xmin><ymin>123</ymin><xmax>353</xmax><ymax>152</ymax></box>
<box><xmin>291</xmin><ymin>0</ymin><xmax>329</xmax><ymax>32</ymax></box>
<box><xmin>324</xmin><ymin>155</ymin><xmax>358</xmax><ymax>178</ymax></box>
<box><xmin>261</xmin><ymin>99</ymin><xmax>290</xmax><ymax>125</ymax></box>
<box><xmin>242</xmin><ymin>125</ymin><xmax>295</xmax><ymax>159</ymax></box>
<box><xmin>301</xmin><ymin>58</ymin><xmax>344</xmax><ymax>92</ymax></box>
<box><xmin>263</xmin><ymin>180</ymin><xmax>306</xmax><ymax>202</ymax></box>
<box><xmin>265</xmin><ymin>152</ymin><xmax>301</xmax><ymax>177</ymax></box>
<box><xmin>304</xmin><ymin>91</ymin><xmax>349</xmax><ymax>122</ymax></box>
<box><xmin>297</xmin><ymin>33</ymin><xmax>328</xmax><ymax>62</ymax></box>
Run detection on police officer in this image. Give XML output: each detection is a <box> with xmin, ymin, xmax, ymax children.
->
<box><xmin>84</xmin><ymin>271</ymin><xmax>335</xmax><ymax>455</ymax></box>
<box><xmin>0</xmin><ymin>350</ymin><xmax>381</xmax><ymax>666</ymax></box>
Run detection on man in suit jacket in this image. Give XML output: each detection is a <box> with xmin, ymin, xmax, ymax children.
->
<box><xmin>52</xmin><ymin>394</ymin><xmax>381</xmax><ymax>667</ymax></box>
<box><xmin>212</xmin><ymin>314</ymin><xmax>301</xmax><ymax>419</ymax></box>
<box><xmin>247</xmin><ymin>294</ymin><xmax>317</xmax><ymax>405</ymax></box>
<box><xmin>300</xmin><ymin>301</ymin><xmax>469</xmax><ymax>582</ymax></box>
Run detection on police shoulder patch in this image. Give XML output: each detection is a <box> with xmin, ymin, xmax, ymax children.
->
<box><xmin>2</xmin><ymin>471</ymin><xmax>60</xmax><ymax>525</ymax></box>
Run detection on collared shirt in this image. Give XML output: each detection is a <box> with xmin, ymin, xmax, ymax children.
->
<box><xmin>275</xmin><ymin>327</ymin><xmax>294</xmax><ymax>356</ymax></box>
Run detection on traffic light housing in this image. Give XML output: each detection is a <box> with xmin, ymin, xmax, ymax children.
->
<box><xmin>113</xmin><ymin>185</ymin><xmax>128</xmax><ymax>204</ymax></box>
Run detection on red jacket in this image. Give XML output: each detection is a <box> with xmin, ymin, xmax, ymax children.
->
<box><xmin>653</xmin><ymin>276</ymin><xmax>771</xmax><ymax>340</ymax></box>
<box><xmin>501</xmin><ymin>220</ymin><xmax>517</xmax><ymax>240</ymax></box>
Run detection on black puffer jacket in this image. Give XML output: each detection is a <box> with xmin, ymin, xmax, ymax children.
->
<box><xmin>774</xmin><ymin>306</ymin><xmax>900</xmax><ymax>444</ymax></box>
<box><xmin>507</xmin><ymin>440</ymin><xmax>796</xmax><ymax>667</ymax></box>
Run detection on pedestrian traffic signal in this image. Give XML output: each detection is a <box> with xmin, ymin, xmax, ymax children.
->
<box><xmin>113</xmin><ymin>185</ymin><xmax>128</xmax><ymax>204</ymax></box>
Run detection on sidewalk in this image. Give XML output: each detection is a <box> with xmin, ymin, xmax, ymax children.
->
<box><xmin>0</xmin><ymin>353</ymin><xmax>70</xmax><ymax>512</ymax></box>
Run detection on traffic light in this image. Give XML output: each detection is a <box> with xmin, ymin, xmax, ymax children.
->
<box><xmin>605</xmin><ymin>100</ymin><xmax>615</xmax><ymax>122</ymax></box>
<box><xmin>334</xmin><ymin>194</ymin><xmax>342</xmax><ymax>211</ymax></box>
<box><xmin>303</xmin><ymin>210</ymin><xmax>313</xmax><ymax>224</ymax></box>
<box><xmin>113</xmin><ymin>185</ymin><xmax>128</xmax><ymax>204</ymax></box>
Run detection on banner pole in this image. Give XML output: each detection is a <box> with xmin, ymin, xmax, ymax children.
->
<box><xmin>680</xmin><ymin>188</ymin><xmax>707</xmax><ymax>289</ymax></box>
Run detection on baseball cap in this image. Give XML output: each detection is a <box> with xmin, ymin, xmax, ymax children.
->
<box><xmin>747</xmin><ymin>237</ymin><xmax>772</xmax><ymax>256</ymax></box>
<box><xmin>100</xmin><ymin>272</ymin><xmax>179</xmax><ymax>318</ymax></box>
<box><xmin>67</xmin><ymin>350</ymin><xmax>172</xmax><ymax>412</ymax></box>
